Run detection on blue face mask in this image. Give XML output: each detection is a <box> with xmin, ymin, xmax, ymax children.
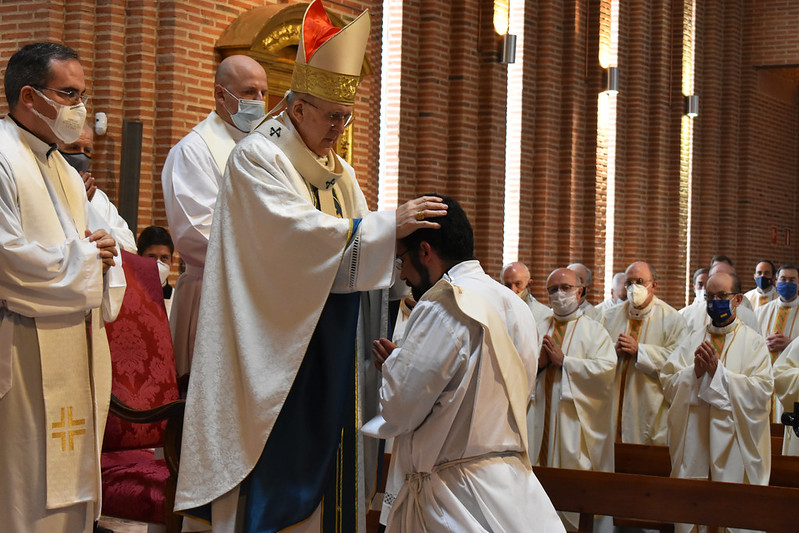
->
<box><xmin>706</xmin><ymin>299</ymin><xmax>734</xmax><ymax>325</ymax></box>
<box><xmin>777</xmin><ymin>281</ymin><xmax>798</xmax><ymax>301</ymax></box>
<box><xmin>755</xmin><ymin>276</ymin><xmax>773</xmax><ymax>291</ymax></box>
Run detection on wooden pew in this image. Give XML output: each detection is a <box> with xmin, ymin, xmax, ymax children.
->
<box><xmin>534</xmin><ymin>465</ymin><xmax>799</xmax><ymax>533</ymax></box>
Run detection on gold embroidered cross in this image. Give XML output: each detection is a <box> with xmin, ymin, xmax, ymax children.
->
<box><xmin>51</xmin><ymin>406</ymin><xmax>86</xmax><ymax>452</ymax></box>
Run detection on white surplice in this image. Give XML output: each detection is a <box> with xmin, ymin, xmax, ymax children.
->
<box><xmin>363</xmin><ymin>261</ymin><xmax>564</xmax><ymax>533</ymax></box>
<box><xmin>0</xmin><ymin>116</ymin><xmax>125</xmax><ymax>532</ymax></box>
<box><xmin>174</xmin><ymin>112</ymin><xmax>395</xmax><ymax>532</ymax></box>
<box><xmin>602</xmin><ymin>297</ymin><xmax>688</xmax><ymax>445</ymax></box>
<box><xmin>161</xmin><ymin>111</ymin><xmax>245</xmax><ymax>377</ymax></box>
<box><xmin>522</xmin><ymin>290</ymin><xmax>553</xmax><ymax>325</ymax></box>
<box><xmin>89</xmin><ymin>188</ymin><xmax>136</xmax><ymax>253</ymax></box>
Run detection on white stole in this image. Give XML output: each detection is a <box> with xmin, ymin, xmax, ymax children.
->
<box><xmin>192</xmin><ymin>111</ymin><xmax>239</xmax><ymax>175</ymax></box>
<box><xmin>0</xmin><ymin>117</ymin><xmax>108</xmax><ymax>509</ymax></box>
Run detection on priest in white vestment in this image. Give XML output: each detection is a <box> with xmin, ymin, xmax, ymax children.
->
<box><xmin>684</xmin><ymin>262</ymin><xmax>760</xmax><ymax>334</ymax></box>
<box><xmin>364</xmin><ymin>197</ymin><xmax>564</xmax><ymax>532</ymax></box>
<box><xmin>58</xmin><ymin>122</ymin><xmax>137</xmax><ymax>253</ymax></box>
<box><xmin>773</xmin><ymin>336</ymin><xmax>799</xmax><ymax>455</ymax></box>
<box><xmin>0</xmin><ymin>42</ymin><xmax>126</xmax><ymax>533</ymax></box>
<box><xmin>601</xmin><ymin>261</ymin><xmax>687</xmax><ymax>445</ymax></box>
<box><xmin>744</xmin><ymin>259</ymin><xmax>779</xmax><ymax>310</ymax></box>
<box><xmin>501</xmin><ymin>261</ymin><xmax>552</xmax><ymax>323</ymax></box>
<box><xmin>175</xmin><ymin>3</ymin><xmax>447</xmax><ymax>531</ymax></box>
<box><xmin>161</xmin><ymin>54</ymin><xmax>268</xmax><ymax>378</ymax></box>
<box><xmin>755</xmin><ymin>264</ymin><xmax>799</xmax><ymax>421</ymax></box>
<box><xmin>662</xmin><ymin>272</ymin><xmax>772</xmax><ymax>533</ymax></box>
<box><xmin>595</xmin><ymin>271</ymin><xmax>626</xmax><ymax>316</ymax></box>
<box><xmin>529</xmin><ymin>268</ymin><xmax>616</xmax><ymax>530</ymax></box>
<box><xmin>568</xmin><ymin>262</ymin><xmax>602</xmax><ymax>321</ymax></box>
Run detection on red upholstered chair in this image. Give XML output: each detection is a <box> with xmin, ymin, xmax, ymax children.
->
<box><xmin>102</xmin><ymin>250</ymin><xmax>184</xmax><ymax>533</ymax></box>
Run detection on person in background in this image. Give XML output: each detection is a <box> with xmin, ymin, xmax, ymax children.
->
<box><xmin>745</xmin><ymin>259</ymin><xmax>779</xmax><ymax>310</ymax></box>
<box><xmin>58</xmin><ymin>121</ymin><xmax>136</xmax><ymax>253</ymax></box>
<box><xmin>137</xmin><ymin>225</ymin><xmax>175</xmax><ymax>317</ymax></box>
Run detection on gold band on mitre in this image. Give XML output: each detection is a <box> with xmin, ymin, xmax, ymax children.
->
<box><xmin>291</xmin><ymin>63</ymin><xmax>362</xmax><ymax>105</ymax></box>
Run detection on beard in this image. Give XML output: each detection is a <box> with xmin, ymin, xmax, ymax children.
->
<box><xmin>407</xmin><ymin>253</ymin><xmax>434</xmax><ymax>301</ymax></box>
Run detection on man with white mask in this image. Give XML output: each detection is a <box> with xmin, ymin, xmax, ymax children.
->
<box><xmin>528</xmin><ymin>268</ymin><xmax>616</xmax><ymax>530</ymax></box>
<box><xmin>0</xmin><ymin>42</ymin><xmax>126</xmax><ymax>532</ymax></box>
<box><xmin>601</xmin><ymin>261</ymin><xmax>687</xmax><ymax>445</ymax></box>
<box><xmin>161</xmin><ymin>54</ymin><xmax>268</xmax><ymax>379</ymax></box>
<box><xmin>137</xmin><ymin>226</ymin><xmax>175</xmax><ymax>317</ymax></box>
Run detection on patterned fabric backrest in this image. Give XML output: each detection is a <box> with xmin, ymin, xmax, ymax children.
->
<box><xmin>103</xmin><ymin>250</ymin><xmax>179</xmax><ymax>451</ymax></box>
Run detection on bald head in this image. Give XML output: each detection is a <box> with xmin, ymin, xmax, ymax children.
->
<box><xmin>502</xmin><ymin>261</ymin><xmax>531</xmax><ymax>295</ymax></box>
<box><xmin>709</xmin><ymin>262</ymin><xmax>736</xmax><ymax>277</ymax></box>
<box><xmin>611</xmin><ymin>272</ymin><xmax>627</xmax><ymax>302</ymax></box>
<box><xmin>625</xmin><ymin>261</ymin><xmax>657</xmax><ymax>308</ymax></box>
<box><xmin>546</xmin><ymin>267</ymin><xmax>580</xmax><ymax>289</ymax></box>
<box><xmin>58</xmin><ymin>121</ymin><xmax>93</xmax><ymax>155</ymax></box>
<box><xmin>706</xmin><ymin>271</ymin><xmax>743</xmax><ymax>325</ymax></box>
<box><xmin>214</xmin><ymin>55</ymin><xmax>268</xmax><ymax>129</ymax></box>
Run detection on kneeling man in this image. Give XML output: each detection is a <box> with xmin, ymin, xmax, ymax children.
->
<box><xmin>364</xmin><ymin>196</ymin><xmax>564</xmax><ymax>532</ymax></box>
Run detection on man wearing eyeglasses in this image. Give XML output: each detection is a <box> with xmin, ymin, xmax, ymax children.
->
<box><xmin>175</xmin><ymin>2</ymin><xmax>446</xmax><ymax>532</ymax></box>
<box><xmin>528</xmin><ymin>268</ymin><xmax>616</xmax><ymax>530</ymax></box>
<box><xmin>600</xmin><ymin>261</ymin><xmax>687</xmax><ymax>445</ymax></box>
<box><xmin>161</xmin><ymin>54</ymin><xmax>268</xmax><ymax>381</ymax></box>
<box><xmin>661</xmin><ymin>271</ymin><xmax>772</xmax><ymax>532</ymax></box>
<box><xmin>0</xmin><ymin>42</ymin><xmax>126</xmax><ymax>532</ymax></box>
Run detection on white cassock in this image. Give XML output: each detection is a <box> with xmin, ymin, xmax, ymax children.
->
<box><xmin>756</xmin><ymin>296</ymin><xmax>799</xmax><ymax>420</ymax></box>
<box><xmin>522</xmin><ymin>289</ymin><xmax>553</xmax><ymax>325</ymax></box>
<box><xmin>175</xmin><ymin>112</ymin><xmax>394</xmax><ymax>533</ymax></box>
<box><xmin>773</xmin><ymin>340</ymin><xmax>799</xmax><ymax>455</ymax></box>
<box><xmin>602</xmin><ymin>297</ymin><xmax>688</xmax><ymax>445</ymax></box>
<box><xmin>161</xmin><ymin>111</ymin><xmax>245</xmax><ymax>377</ymax></box>
<box><xmin>529</xmin><ymin>313</ymin><xmax>616</xmax><ymax>530</ymax></box>
<box><xmin>363</xmin><ymin>261</ymin><xmax>565</xmax><ymax>533</ymax></box>
<box><xmin>661</xmin><ymin>319</ymin><xmax>772</xmax><ymax>533</ymax></box>
<box><xmin>0</xmin><ymin>117</ymin><xmax>125</xmax><ymax>532</ymax></box>
<box><xmin>680</xmin><ymin>296</ymin><xmax>760</xmax><ymax>333</ymax></box>
<box><xmin>744</xmin><ymin>286</ymin><xmax>778</xmax><ymax>310</ymax></box>
<box><xmin>89</xmin><ymin>189</ymin><xmax>137</xmax><ymax>253</ymax></box>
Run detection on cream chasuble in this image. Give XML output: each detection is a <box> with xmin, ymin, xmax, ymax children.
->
<box><xmin>175</xmin><ymin>112</ymin><xmax>395</xmax><ymax>533</ymax></box>
<box><xmin>756</xmin><ymin>296</ymin><xmax>799</xmax><ymax>422</ymax></box>
<box><xmin>0</xmin><ymin>117</ymin><xmax>123</xmax><ymax>531</ymax></box>
<box><xmin>529</xmin><ymin>315</ymin><xmax>616</xmax><ymax>472</ymax></box>
<box><xmin>602</xmin><ymin>297</ymin><xmax>687</xmax><ymax>445</ymax></box>
<box><xmin>662</xmin><ymin>320</ymin><xmax>772</xmax><ymax>533</ymax></box>
<box><xmin>773</xmin><ymin>340</ymin><xmax>799</xmax><ymax>455</ymax></box>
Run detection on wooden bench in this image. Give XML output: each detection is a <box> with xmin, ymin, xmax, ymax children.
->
<box><xmin>534</xmin><ymin>465</ymin><xmax>799</xmax><ymax>533</ymax></box>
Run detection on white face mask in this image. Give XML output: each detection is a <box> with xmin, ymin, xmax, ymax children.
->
<box><xmin>223</xmin><ymin>87</ymin><xmax>265</xmax><ymax>132</ymax></box>
<box><xmin>627</xmin><ymin>283</ymin><xmax>650</xmax><ymax>307</ymax></box>
<box><xmin>550</xmin><ymin>289</ymin><xmax>580</xmax><ymax>316</ymax></box>
<box><xmin>694</xmin><ymin>288</ymin><xmax>706</xmax><ymax>301</ymax></box>
<box><xmin>32</xmin><ymin>89</ymin><xmax>87</xmax><ymax>143</ymax></box>
<box><xmin>156</xmin><ymin>260</ymin><xmax>170</xmax><ymax>287</ymax></box>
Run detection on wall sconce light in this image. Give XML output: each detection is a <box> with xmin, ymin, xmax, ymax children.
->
<box><xmin>685</xmin><ymin>94</ymin><xmax>699</xmax><ymax>117</ymax></box>
<box><xmin>499</xmin><ymin>33</ymin><xmax>517</xmax><ymax>64</ymax></box>
<box><xmin>603</xmin><ymin>66</ymin><xmax>619</xmax><ymax>93</ymax></box>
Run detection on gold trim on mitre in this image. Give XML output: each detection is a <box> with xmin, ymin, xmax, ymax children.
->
<box><xmin>292</xmin><ymin>0</ymin><xmax>371</xmax><ymax>105</ymax></box>
<box><xmin>291</xmin><ymin>63</ymin><xmax>361</xmax><ymax>105</ymax></box>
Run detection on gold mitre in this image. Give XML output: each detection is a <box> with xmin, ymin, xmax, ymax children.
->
<box><xmin>291</xmin><ymin>0</ymin><xmax>371</xmax><ymax>105</ymax></box>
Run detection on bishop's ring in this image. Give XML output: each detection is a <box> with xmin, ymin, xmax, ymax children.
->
<box><xmin>415</xmin><ymin>210</ymin><xmax>425</xmax><ymax>221</ymax></box>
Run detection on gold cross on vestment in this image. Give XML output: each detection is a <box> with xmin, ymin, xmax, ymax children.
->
<box><xmin>51</xmin><ymin>406</ymin><xmax>86</xmax><ymax>452</ymax></box>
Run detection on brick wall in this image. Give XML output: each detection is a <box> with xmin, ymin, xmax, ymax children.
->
<box><xmin>1</xmin><ymin>0</ymin><xmax>797</xmax><ymax>307</ymax></box>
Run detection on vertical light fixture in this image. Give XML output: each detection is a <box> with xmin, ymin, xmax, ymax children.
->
<box><xmin>494</xmin><ymin>0</ymin><xmax>516</xmax><ymax>64</ymax></box>
<box><xmin>684</xmin><ymin>94</ymin><xmax>699</xmax><ymax>117</ymax></box>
